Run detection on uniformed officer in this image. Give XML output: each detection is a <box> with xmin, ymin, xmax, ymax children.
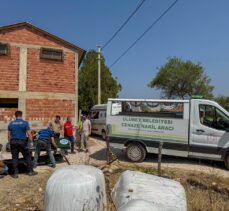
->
<box><xmin>8</xmin><ymin>110</ymin><xmax>37</xmax><ymax>178</ymax></box>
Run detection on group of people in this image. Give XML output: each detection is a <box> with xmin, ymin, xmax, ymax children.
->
<box><xmin>49</xmin><ymin>114</ymin><xmax>91</xmax><ymax>153</ymax></box>
<box><xmin>0</xmin><ymin>110</ymin><xmax>91</xmax><ymax>179</ymax></box>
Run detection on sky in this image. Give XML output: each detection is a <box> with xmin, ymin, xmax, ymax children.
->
<box><xmin>1</xmin><ymin>0</ymin><xmax>229</xmax><ymax>99</ymax></box>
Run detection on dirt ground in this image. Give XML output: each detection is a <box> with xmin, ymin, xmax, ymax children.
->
<box><xmin>0</xmin><ymin>137</ymin><xmax>229</xmax><ymax>211</ymax></box>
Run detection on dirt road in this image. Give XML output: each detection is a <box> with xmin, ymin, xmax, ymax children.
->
<box><xmin>0</xmin><ymin>136</ymin><xmax>228</xmax><ymax>210</ymax></box>
<box><xmin>3</xmin><ymin>136</ymin><xmax>228</xmax><ymax>177</ymax></box>
<box><xmin>87</xmin><ymin>137</ymin><xmax>229</xmax><ymax>178</ymax></box>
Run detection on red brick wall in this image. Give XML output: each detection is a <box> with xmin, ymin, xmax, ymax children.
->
<box><xmin>27</xmin><ymin>49</ymin><xmax>75</xmax><ymax>93</ymax></box>
<box><xmin>26</xmin><ymin>99</ymin><xmax>75</xmax><ymax>122</ymax></box>
<box><xmin>0</xmin><ymin>46</ymin><xmax>19</xmax><ymax>91</ymax></box>
<box><xmin>0</xmin><ymin>26</ymin><xmax>69</xmax><ymax>48</ymax></box>
<box><xmin>0</xmin><ymin>26</ymin><xmax>76</xmax><ymax>94</ymax></box>
<box><xmin>0</xmin><ymin>26</ymin><xmax>77</xmax><ymax>124</ymax></box>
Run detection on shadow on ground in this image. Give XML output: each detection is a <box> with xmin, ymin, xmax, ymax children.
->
<box><xmin>90</xmin><ymin>146</ymin><xmax>225</xmax><ymax>170</ymax></box>
<box><xmin>4</xmin><ymin>154</ymin><xmax>64</xmax><ymax>175</ymax></box>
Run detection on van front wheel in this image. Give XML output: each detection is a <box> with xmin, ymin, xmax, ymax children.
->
<box><xmin>126</xmin><ymin>143</ymin><xmax>146</xmax><ymax>162</ymax></box>
<box><xmin>224</xmin><ymin>153</ymin><xmax>229</xmax><ymax>170</ymax></box>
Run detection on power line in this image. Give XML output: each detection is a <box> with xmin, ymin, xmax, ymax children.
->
<box><xmin>109</xmin><ymin>0</ymin><xmax>179</xmax><ymax>68</ymax></box>
<box><xmin>102</xmin><ymin>0</ymin><xmax>146</xmax><ymax>50</ymax></box>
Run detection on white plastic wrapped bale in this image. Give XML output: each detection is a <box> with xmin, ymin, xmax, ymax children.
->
<box><xmin>118</xmin><ymin>199</ymin><xmax>159</xmax><ymax>211</ymax></box>
<box><xmin>112</xmin><ymin>170</ymin><xmax>187</xmax><ymax>211</ymax></box>
<box><xmin>44</xmin><ymin>165</ymin><xmax>107</xmax><ymax>211</ymax></box>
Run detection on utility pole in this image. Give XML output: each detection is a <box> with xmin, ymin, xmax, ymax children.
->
<box><xmin>97</xmin><ymin>45</ymin><xmax>102</xmax><ymax>105</ymax></box>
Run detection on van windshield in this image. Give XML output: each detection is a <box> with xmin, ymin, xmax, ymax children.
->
<box><xmin>216</xmin><ymin>108</ymin><xmax>229</xmax><ymax>131</ymax></box>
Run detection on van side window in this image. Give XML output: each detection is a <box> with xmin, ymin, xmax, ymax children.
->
<box><xmin>111</xmin><ymin>101</ymin><xmax>184</xmax><ymax>119</ymax></box>
<box><xmin>91</xmin><ymin>111</ymin><xmax>99</xmax><ymax>119</ymax></box>
<box><xmin>199</xmin><ymin>105</ymin><xmax>215</xmax><ymax>127</ymax></box>
<box><xmin>199</xmin><ymin>105</ymin><xmax>229</xmax><ymax>131</ymax></box>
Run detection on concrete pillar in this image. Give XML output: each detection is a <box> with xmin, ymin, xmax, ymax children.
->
<box><xmin>18</xmin><ymin>47</ymin><xmax>27</xmax><ymax>117</ymax></box>
<box><xmin>75</xmin><ymin>53</ymin><xmax>79</xmax><ymax>123</ymax></box>
<box><xmin>19</xmin><ymin>47</ymin><xmax>27</xmax><ymax>91</ymax></box>
<box><xmin>18</xmin><ymin>93</ymin><xmax>26</xmax><ymax>119</ymax></box>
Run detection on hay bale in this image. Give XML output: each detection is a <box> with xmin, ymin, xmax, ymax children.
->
<box><xmin>44</xmin><ymin>165</ymin><xmax>107</xmax><ymax>211</ymax></box>
<box><xmin>112</xmin><ymin>170</ymin><xmax>187</xmax><ymax>211</ymax></box>
<box><xmin>118</xmin><ymin>199</ymin><xmax>159</xmax><ymax>211</ymax></box>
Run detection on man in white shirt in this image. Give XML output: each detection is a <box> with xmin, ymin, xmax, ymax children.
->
<box><xmin>80</xmin><ymin>115</ymin><xmax>91</xmax><ymax>152</ymax></box>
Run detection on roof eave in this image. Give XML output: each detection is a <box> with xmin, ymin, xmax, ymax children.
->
<box><xmin>0</xmin><ymin>22</ymin><xmax>86</xmax><ymax>66</ymax></box>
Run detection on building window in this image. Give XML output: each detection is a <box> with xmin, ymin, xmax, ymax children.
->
<box><xmin>40</xmin><ymin>48</ymin><xmax>63</xmax><ymax>61</ymax></box>
<box><xmin>0</xmin><ymin>43</ymin><xmax>9</xmax><ymax>56</ymax></box>
<box><xmin>0</xmin><ymin>98</ymin><xmax>18</xmax><ymax>108</ymax></box>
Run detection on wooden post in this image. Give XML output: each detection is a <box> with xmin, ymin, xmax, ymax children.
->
<box><xmin>158</xmin><ymin>142</ymin><xmax>163</xmax><ymax>176</ymax></box>
<box><xmin>59</xmin><ymin>150</ymin><xmax>71</xmax><ymax>165</ymax></box>
<box><xmin>106</xmin><ymin>136</ymin><xmax>110</xmax><ymax>164</ymax></box>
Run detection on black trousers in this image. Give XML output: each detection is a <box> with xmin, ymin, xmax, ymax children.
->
<box><xmin>10</xmin><ymin>139</ymin><xmax>33</xmax><ymax>173</ymax></box>
<box><xmin>54</xmin><ymin>133</ymin><xmax>60</xmax><ymax>138</ymax></box>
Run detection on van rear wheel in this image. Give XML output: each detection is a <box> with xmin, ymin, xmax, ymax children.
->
<box><xmin>126</xmin><ymin>143</ymin><xmax>146</xmax><ymax>162</ymax></box>
<box><xmin>224</xmin><ymin>153</ymin><xmax>229</xmax><ymax>170</ymax></box>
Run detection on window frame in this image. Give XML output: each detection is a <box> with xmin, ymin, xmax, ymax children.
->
<box><xmin>40</xmin><ymin>47</ymin><xmax>64</xmax><ymax>61</ymax></box>
<box><xmin>111</xmin><ymin>100</ymin><xmax>184</xmax><ymax>119</ymax></box>
<box><xmin>91</xmin><ymin>111</ymin><xmax>100</xmax><ymax>120</ymax></box>
<box><xmin>199</xmin><ymin>104</ymin><xmax>229</xmax><ymax>131</ymax></box>
<box><xmin>0</xmin><ymin>98</ymin><xmax>18</xmax><ymax>108</ymax></box>
<box><xmin>0</xmin><ymin>43</ymin><xmax>10</xmax><ymax>56</ymax></box>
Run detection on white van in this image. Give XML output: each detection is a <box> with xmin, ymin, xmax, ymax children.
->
<box><xmin>90</xmin><ymin>104</ymin><xmax>107</xmax><ymax>140</ymax></box>
<box><xmin>106</xmin><ymin>98</ymin><xmax>229</xmax><ymax>169</ymax></box>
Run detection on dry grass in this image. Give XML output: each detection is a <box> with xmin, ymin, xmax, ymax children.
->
<box><xmin>0</xmin><ymin>162</ymin><xmax>228</xmax><ymax>211</ymax></box>
<box><xmin>103</xmin><ymin>162</ymin><xmax>229</xmax><ymax>211</ymax></box>
<box><xmin>0</xmin><ymin>169</ymin><xmax>54</xmax><ymax>211</ymax></box>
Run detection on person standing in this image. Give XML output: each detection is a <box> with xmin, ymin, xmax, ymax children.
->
<box><xmin>50</xmin><ymin>115</ymin><xmax>63</xmax><ymax>138</ymax></box>
<box><xmin>80</xmin><ymin>115</ymin><xmax>91</xmax><ymax>152</ymax></box>
<box><xmin>33</xmin><ymin>125</ymin><xmax>58</xmax><ymax>168</ymax></box>
<box><xmin>8</xmin><ymin>111</ymin><xmax>37</xmax><ymax>178</ymax></box>
<box><xmin>64</xmin><ymin>117</ymin><xmax>75</xmax><ymax>154</ymax></box>
<box><xmin>75</xmin><ymin>115</ymin><xmax>83</xmax><ymax>150</ymax></box>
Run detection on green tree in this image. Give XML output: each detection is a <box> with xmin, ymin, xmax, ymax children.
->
<box><xmin>215</xmin><ymin>96</ymin><xmax>229</xmax><ymax>111</ymax></box>
<box><xmin>148</xmin><ymin>57</ymin><xmax>214</xmax><ymax>99</ymax></box>
<box><xmin>79</xmin><ymin>50</ymin><xmax>121</xmax><ymax>111</ymax></box>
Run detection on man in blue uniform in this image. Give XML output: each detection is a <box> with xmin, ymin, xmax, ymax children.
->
<box><xmin>8</xmin><ymin>110</ymin><xmax>37</xmax><ymax>178</ymax></box>
<box><xmin>33</xmin><ymin>126</ymin><xmax>58</xmax><ymax>168</ymax></box>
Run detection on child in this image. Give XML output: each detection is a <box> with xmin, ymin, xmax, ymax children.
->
<box><xmin>0</xmin><ymin>144</ymin><xmax>8</xmax><ymax>178</ymax></box>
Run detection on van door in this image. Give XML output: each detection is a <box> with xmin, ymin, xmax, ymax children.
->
<box><xmin>189</xmin><ymin>101</ymin><xmax>229</xmax><ymax>160</ymax></box>
<box><xmin>91</xmin><ymin>110</ymin><xmax>107</xmax><ymax>137</ymax></box>
<box><xmin>91</xmin><ymin>110</ymin><xmax>100</xmax><ymax>135</ymax></box>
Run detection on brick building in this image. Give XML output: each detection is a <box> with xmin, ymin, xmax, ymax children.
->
<box><xmin>0</xmin><ymin>22</ymin><xmax>85</xmax><ymax>143</ymax></box>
